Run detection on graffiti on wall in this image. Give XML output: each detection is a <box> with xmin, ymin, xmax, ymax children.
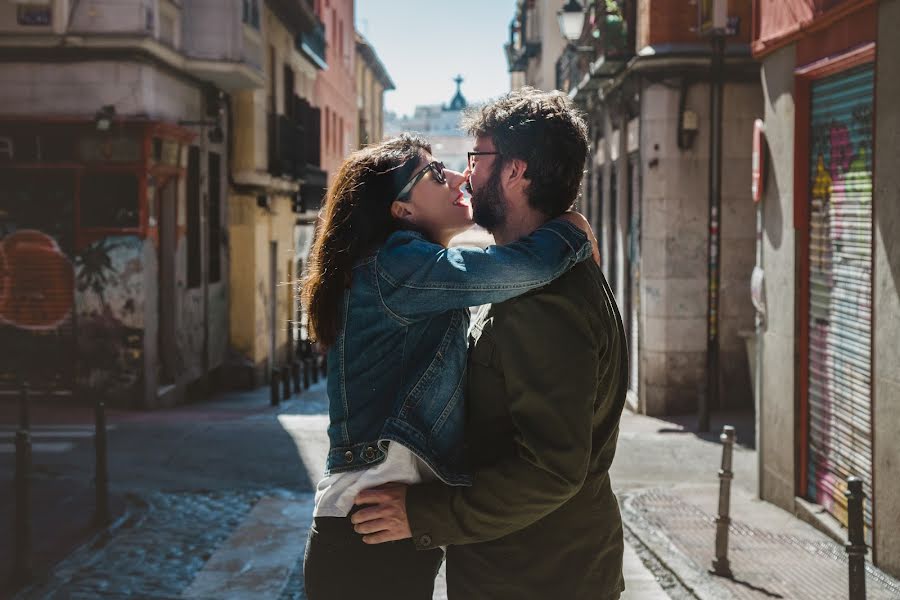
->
<box><xmin>75</xmin><ymin>235</ymin><xmax>145</xmax><ymax>397</ymax></box>
<box><xmin>0</xmin><ymin>229</ymin><xmax>74</xmax><ymax>331</ymax></box>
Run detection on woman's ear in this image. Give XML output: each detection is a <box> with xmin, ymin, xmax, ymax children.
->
<box><xmin>390</xmin><ymin>200</ymin><xmax>414</xmax><ymax>222</ymax></box>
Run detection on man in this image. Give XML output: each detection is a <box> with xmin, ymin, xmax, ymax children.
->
<box><xmin>352</xmin><ymin>87</ymin><xmax>628</xmax><ymax>599</ymax></box>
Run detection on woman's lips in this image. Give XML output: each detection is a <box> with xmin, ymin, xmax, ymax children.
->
<box><xmin>453</xmin><ymin>193</ymin><xmax>471</xmax><ymax>208</ymax></box>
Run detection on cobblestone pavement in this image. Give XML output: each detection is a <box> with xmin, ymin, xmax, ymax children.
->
<box><xmin>624</xmin><ymin>489</ymin><xmax>900</xmax><ymax>600</ymax></box>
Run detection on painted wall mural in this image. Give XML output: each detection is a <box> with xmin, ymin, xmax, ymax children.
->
<box><xmin>74</xmin><ymin>235</ymin><xmax>146</xmax><ymax>399</ymax></box>
<box><xmin>0</xmin><ymin>229</ymin><xmax>74</xmax><ymax>331</ymax></box>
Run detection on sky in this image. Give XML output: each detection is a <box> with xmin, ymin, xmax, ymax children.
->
<box><xmin>356</xmin><ymin>0</ymin><xmax>519</xmax><ymax>117</ymax></box>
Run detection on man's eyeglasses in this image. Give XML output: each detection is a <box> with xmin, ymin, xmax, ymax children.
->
<box><xmin>396</xmin><ymin>161</ymin><xmax>446</xmax><ymax>202</ymax></box>
<box><xmin>467</xmin><ymin>151</ymin><xmax>500</xmax><ymax>170</ymax></box>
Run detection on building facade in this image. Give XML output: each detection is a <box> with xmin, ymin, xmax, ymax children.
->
<box><xmin>384</xmin><ymin>77</ymin><xmax>471</xmax><ymax>172</ymax></box>
<box><xmin>355</xmin><ymin>32</ymin><xmax>394</xmax><ymax>148</ymax></box>
<box><xmin>505</xmin><ymin>0</ymin><xmax>569</xmax><ymax>92</ymax></box>
<box><xmin>752</xmin><ymin>0</ymin><xmax>900</xmax><ymax>578</ymax></box>
<box><xmin>0</xmin><ymin>0</ymin><xmax>254</xmax><ymax>407</ymax></box>
<box><xmin>525</xmin><ymin>0</ymin><xmax>762</xmax><ymax>416</ymax></box>
<box><xmin>226</xmin><ymin>0</ymin><xmax>326</xmax><ymax>387</ymax></box>
<box><xmin>314</xmin><ymin>0</ymin><xmax>355</xmax><ymax>185</ymax></box>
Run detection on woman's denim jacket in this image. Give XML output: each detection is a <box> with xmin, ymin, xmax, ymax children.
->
<box><xmin>324</xmin><ymin>219</ymin><xmax>591</xmax><ymax>485</ymax></box>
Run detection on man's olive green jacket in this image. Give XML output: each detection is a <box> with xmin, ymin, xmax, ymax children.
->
<box><xmin>406</xmin><ymin>259</ymin><xmax>628</xmax><ymax>599</ymax></box>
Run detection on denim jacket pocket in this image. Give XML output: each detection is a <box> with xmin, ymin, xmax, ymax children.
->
<box><xmin>401</xmin><ymin>310</ymin><xmax>464</xmax><ymax>411</ymax></box>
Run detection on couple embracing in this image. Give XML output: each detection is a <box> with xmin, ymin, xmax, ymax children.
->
<box><xmin>301</xmin><ymin>88</ymin><xmax>628</xmax><ymax>600</ymax></box>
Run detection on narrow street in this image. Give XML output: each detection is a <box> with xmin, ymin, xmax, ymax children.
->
<box><xmin>6</xmin><ymin>380</ymin><xmax>899</xmax><ymax>599</ymax></box>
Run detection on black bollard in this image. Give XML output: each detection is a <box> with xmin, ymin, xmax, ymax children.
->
<box><xmin>281</xmin><ymin>365</ymin><xmax>291</xmax><ymax>400</ymax></box>
<box><xmin>94</xmin><ymin>400</ymin><xmax>110</xmax><ymax>527</ymax></box>
<box><xmin>845</xmin><ymin>477</ymin><xmax>867</xmax><ymax>600</ymax></box>
<box><xmin>12</xmin><ymin>383</ymin><xmax>33</xmax><ymax>586</ymax></box>
<box><xmin>270</xmin><ymin>369</ymin><xmax>280</xmax><ymax>407</ymax></box>
<box><xmin>711</xmin><ymin>425</ymin><xmax>735</xmax><ymax>578</ymax></box>
<box><xmin>291</xmin><ymin>361</ymin><xmax>302</xmax><ymax>394</ymax></box>
<box><xmin>311</xmin><ymin>357</ymin><xmax>320</xmax><ymax>384</ymax></box>
<box><xmin>303</xmin><ymin>358</ymin><xmax>312</xmax><ymax>389</ymax></box>
<box><xmin>320</xmin><ymin>355</ymin><xmax>327</xmax><ymax>379</ymax></box>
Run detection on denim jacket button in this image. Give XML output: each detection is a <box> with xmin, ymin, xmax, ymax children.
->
<box><xmin>344</xmin><ymin>451</ymin><xmax>354</xmax><ymax>463</ymax></box>
<box><xmin>364</xmin><ymin>446</ymin><xmax>376</xmax><ymax>460</ymax></box>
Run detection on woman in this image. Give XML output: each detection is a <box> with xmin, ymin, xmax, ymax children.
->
<box><xmin>301</xmin><ymin>134</ymin><xmax>594</xmax><ymax>599</ymax></box>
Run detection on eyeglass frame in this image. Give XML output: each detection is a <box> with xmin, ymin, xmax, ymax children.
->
<box><xmin>395</xmin><ymin>160</ymin><xmax>446</xmax><ymax>202</ymax></box>
<box><xmin>467</xmin><ymin>151</ymin><xmax>500</xmax><ymax>170</ymax></box>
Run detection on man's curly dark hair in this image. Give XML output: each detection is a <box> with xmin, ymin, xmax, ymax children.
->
<box><xmin>462</xmin><ymin>87</ymin><xmax>589</xmax><ymax>218</ymax></box>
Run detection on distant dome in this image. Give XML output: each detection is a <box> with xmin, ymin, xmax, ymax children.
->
<box><xmin>446</xmin><ymin>75</ymin><xmax>467</xmax><ymax>112</ymax></box>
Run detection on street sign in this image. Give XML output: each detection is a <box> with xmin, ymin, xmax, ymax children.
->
<box><xmin>698</xmin><ymin>0</ymin><xmax>727</xmax><ymax>35</ymax></box>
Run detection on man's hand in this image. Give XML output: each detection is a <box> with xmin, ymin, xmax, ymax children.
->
<box><xmin>558</xmin><ymin>211</ymin><xmax>601</xmax><ymax>265</ymax></box>
<box><xmin>351</xmin><ymin>483</ymin><xmax>412</xmax><ymax>544</ymax></box>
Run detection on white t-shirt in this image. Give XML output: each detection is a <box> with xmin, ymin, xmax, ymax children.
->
<box><xmin>314</xmin><ymin>442</ymin><xmax>437</xmax><ymax>517</ymax></box>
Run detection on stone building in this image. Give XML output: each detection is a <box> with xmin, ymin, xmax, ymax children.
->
<box><xmin>355</xmin><ymin>32</ymin><xmax>394</xmax><ymax>148</ymax></box>
<box><xmin>0</xmin><ymin>0</ymin><xmax>249</xmax><ymax>407</ymax></box>
<box><xmin>226</xmin><ymin>0</ymin><xmax>326</xmax><ymax>387</ymax></box>
<box><xmin>752</xmin><ymin>0</ymin><xmax>900</xmax><ymax>578</ymax></box>
<box><xmin>521</xmin><ymin>0</ymin><xmax>762</xmax><ymax>416</ymax></box>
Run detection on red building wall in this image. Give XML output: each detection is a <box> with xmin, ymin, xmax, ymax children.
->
<box><xmin>752</xmin><ymin>0</ymin><xmax>876</xmax><ymax>60</ymax></box>
<box><xmin>314</xmin><ymin>0</ymin><xmax>356</xmax><ymax>185</ymax></box>
<box><xmin>639</xmin><ymin>0</ymin><xmax>752</xmax><ymax>48</ymax></box>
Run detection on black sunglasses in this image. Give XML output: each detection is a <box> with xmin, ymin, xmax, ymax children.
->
<box><xmin>395</xmin><ymin>160</ymin><xmax>446</xmax><ymax>201</ymax></box>
<box><xmin>467</xmin><ymin>151</ymin><xmax>500</xmax><ymax>169</ymax></box>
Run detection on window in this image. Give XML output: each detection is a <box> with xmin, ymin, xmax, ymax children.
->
<box><xmin>208</xmin><ymin>152</ymin><xmax>222</xmax><ymax>283</ymax></box>
<box><xmin>79</xmin><ymin>172</ymin><xmax>140</xmax><ymax>229</ymax></box>
<box><xmin>338</xmin><ymin>116</ymin><xmax>344</xmax><ymax>153</ymax></box>
<box><xmin>242</xmin><ymin>0</ymin><xmax>260</xmax><ymax>28</ymax></box>
<box><xmin>324</xmin><ymin>107</ymin><xmax>330</xmax><ymax>151</ymax></box>
<box><xmin>187</xmin><ymin>147</ymin><xmax>201</xmax><ymax>289</ymax></box>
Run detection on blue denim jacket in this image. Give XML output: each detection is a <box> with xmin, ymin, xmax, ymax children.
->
<box><xmin>324</xmin><ymin>219</ymin><xmax>591</xmax><ymax>485</ymax></box>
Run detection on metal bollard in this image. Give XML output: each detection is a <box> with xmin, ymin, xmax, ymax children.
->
<box><xmin>311</xmin><ymin>357</ymin><xmax>320</xmax><ymax>384</ymax></box>
<box><xmin>291</xmin><ymin>360</ymin><xmax>302</xmax><ymax>394</ymax></box>
<box><xmin>270</xmin><ymin>369</ymin><xmax>280</xmax><ymax>407</ymax></box>
<box><xmin>281</xmin><ymin>365</ymin><xmax>291</xmax><ymax>400</ymax></box>
<box><xmin>94</xmin><ymin>400</ymin><xmax>110</xmax><ymax>527</ymax></box>
<box><xmin>711</xmin><ymin>425</ymin><xmax>735</xmax><ymax>577</ymax></box>
<box><xmin>320</xmin><ymin>355</ymin><xmax>327</xmax><ymax>379</ymax></box>
<box><xmin>845</xmin><ymin>477</ymin><xmax>867</xmax><ymax>600</ymax></box>
<box><xmin>12</xmin><ymin>382</ymin><xmax>33</xmax><ymax>586</ymax></box>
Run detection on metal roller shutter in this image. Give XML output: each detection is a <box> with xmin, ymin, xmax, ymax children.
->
<box><xmin>806</xmin><ymin>65</ymin><xmax>874</xmax><ymax>542</ymax></box>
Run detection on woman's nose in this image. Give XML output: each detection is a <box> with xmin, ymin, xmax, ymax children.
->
<box><xmin>445</xmin><ymin>169</ymin><xmax>467</xmax><ymax>189</ymax></box>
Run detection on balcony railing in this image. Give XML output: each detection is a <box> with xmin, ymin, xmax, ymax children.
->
<box><xmin>297</xmin><ymin>19</ymin><xmax>327</xmax><ymax>70</ymax></box>
<box><xmin>505</xmin><ymin>40</ymin><xmax>541</xmax><ymax>72</ymax></box>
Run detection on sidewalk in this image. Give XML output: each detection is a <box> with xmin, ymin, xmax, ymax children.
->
<box><xmin>612</xmin><ymin>411</ymin><xmax>900</xmax><ymax>600</ymax></box>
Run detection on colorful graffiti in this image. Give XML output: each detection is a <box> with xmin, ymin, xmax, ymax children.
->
<box><xmin>0</xmin><ymin>229</ymin><xmax>74</xmax><ymax>331</ymax></box>
<box><xmin>806</xmin><ymin>66</ymin><xmax>874</xmax><ymax>542</ymax></box>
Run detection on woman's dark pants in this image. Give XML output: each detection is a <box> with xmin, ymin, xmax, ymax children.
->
<box><xmin>303</xmin><ymin>514</ymin><xmax>444</xmax><ymax>600</ymax></box>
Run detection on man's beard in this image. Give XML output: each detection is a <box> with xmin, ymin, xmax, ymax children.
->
<box><xmin>470</xmin><ymin>164</ymin><xmax>507</xmax><ymax>231</ymax></box>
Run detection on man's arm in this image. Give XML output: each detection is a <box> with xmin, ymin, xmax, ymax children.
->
<box><xmin>405</xmin><ymin>286</ymin><xmax>599</xmax><ymax>548</ymax></box>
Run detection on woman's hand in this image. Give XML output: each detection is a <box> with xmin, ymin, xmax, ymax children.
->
<box><xmin>559</xmin><ymin>211</ymin><xmax>601</xmax><ymax>265</ymax></box>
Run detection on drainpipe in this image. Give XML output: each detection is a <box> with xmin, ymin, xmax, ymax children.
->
<box><xmin>701</xmin><ymin>33</ymin><xmax>726</xmax><ymax>433</ymax></box>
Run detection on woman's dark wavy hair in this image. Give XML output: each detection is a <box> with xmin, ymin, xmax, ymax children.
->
<box><xmin>302</xmin><ymin>133</ymin><xmax>431</xmax><ymax>347</ymax></box>
<box><xmin>462</xmin><ymin>86</ymin><xmax>588</xmax><ymax>218</ymax></box>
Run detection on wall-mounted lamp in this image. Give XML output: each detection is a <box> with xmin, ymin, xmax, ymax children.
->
<box><xmin>557</xmin><ymin>0</ymin><xmax>585</xmax><ymax>42</ymax></box>
<box><xmin>94</xmin><ymin>105</ymin><xmax>116</xmax><ymax>131</ymax></box>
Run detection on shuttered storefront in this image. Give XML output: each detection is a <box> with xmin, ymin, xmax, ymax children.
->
<box><xmin>806</xmin><ymin>64</ymin><xmax>874</xmax><ymax>541</ymax></box>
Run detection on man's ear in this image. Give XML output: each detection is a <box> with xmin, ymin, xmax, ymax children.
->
<box><xmin>504</xmin><ymin>158</ymin><xmax>529</xmax><ymax>185</ymax></box>
<box><xmin>391</xmin><ymin>200</ymin><xmax>414</xmax><ymax>222</ymax></box>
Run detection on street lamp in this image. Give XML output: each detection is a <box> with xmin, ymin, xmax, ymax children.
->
<box><xmin>557</xmin><ymin>0</ymin><xmax>585</xmax><ymax>42</ymax></box>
